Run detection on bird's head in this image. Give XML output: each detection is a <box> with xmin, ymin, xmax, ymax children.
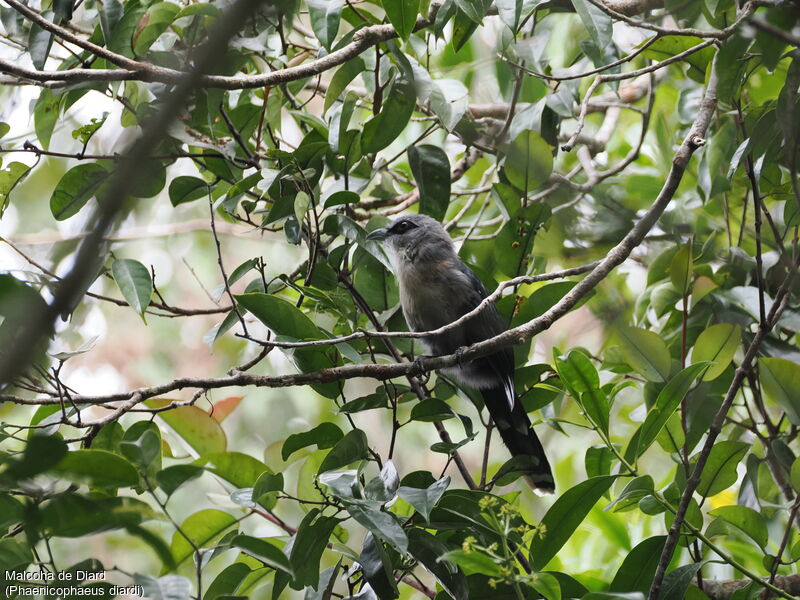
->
<box><xmin>366</xmin><ymin>214</ymin><xmax>453</xmax><ymax>259</ymax></box>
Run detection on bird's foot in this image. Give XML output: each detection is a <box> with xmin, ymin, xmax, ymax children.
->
<box><xmin>413</xmin><ymin>354</ymin><xmax>433</xmax><ymax>376</ymax></box>
<box><xmin>454</xmin><ymin>346</ymin><xmax>469</xmax><ymax>368</ymax></box>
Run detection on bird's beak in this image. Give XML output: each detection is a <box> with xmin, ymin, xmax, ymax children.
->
<box><xmin>366</xmin><ymin>227</ymin><xmax>388</xmax><ymax>241</ymax></box>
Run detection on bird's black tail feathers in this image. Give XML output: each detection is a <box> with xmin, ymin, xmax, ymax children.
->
<box><xmin>481</xmin><ymin>386</ymin><xmax>555</xmax><ymax>494</ymax></box>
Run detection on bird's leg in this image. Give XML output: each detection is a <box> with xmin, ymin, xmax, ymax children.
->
<box><xmin>454</xmin><ymin>346</ymin><xmax>469</xmax><ymax>369</ymax></box>
<box><xmin>413</xmin><ymin>354</ymin><xmax>433</xmax><ymax>378</ymax></box>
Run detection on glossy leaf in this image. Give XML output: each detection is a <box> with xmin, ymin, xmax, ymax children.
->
<box><xmin>318</xmin><ymin>429</ymin><xmax>369</xmax><ymax>473</ymax></box>
<box><xmin>696</xmin><ymin>441</ymin><xmax>749</xmax><ymax>497</ymax></box>
<box><xmin>148</xmin><ymin>400</ymin><xmax>227</xmax><ymax>456</ymax></box>
<box><xmin>170</xmin><ymin>509</ymin><xmax>238</xmax><ymax>568</ymax></box>
<box><xmin>362</xmin><ymin>77</ymin><xmax>416</xmax><ymax>154</ymax></box>
<box><xmin>759</xmin><ymin>358</ymin><xmax>800</xmax><ymax>424</ymax></box>
<box><xmin>0</xmin><ymin>161</ymin><xmax>31</xmax><ymax>216</ymax></box>
<box><xmin>133</xmin><ymin>2</ymin><xmax>180</xmax><ymax>54</ymax></box>
<box><xmin>570</xmin><ymin>0</ymin><xmax>612</xmax><ymax>48</ymax></box>
<box><xmin>708</xmin><ymin>505</ymin><xmax>768</xmax><ymax>548</ymax></box>
<box><xmin>617</xmin><ymin>326</ymin><xmax>672</xmax><ymax>382</ymax></box>
<box><xmin>232</xmin><ymin>535</ymin><xmax>293</xmax><ymax>575</ymax></box>
<box><xmin>397</xmin><ymin>476</ymin><xmax>450</xmax><ymax>520</ymax></box>
<box><xmin>196</xmin><ymin>451</ymin><xmax>270</xmax><ymax>488</ymax></box>
<box><xmin>308</xmin><ymin>0</ymin><xmax>343</xmax><ymax>50</ymax></box>
<box><xmin>324</xmin><ymin>58</ymin><xmax>366</xmax><ymax>112</ymax></box>
<box><xmin>661</xmin><ymin>563</ymin><xmax>702</xmax><ymax>600</ymax></box>
<box><xmin>407</xmin><ymin>529</ymin><xmax>467</xmax><ymax>600</ymax></box>
<box><xmin>381</xmin><ymin>0</ymin><xmax>420</xmax><ymax>39</ymax></box>
<box><xmin>408</xmin><ymin>144</ymin><xmax>451</xmax><ymax>221</ymax></box>
<box><xmin>50</xmin><ymin>163</ymin><xmax>109</xmax><ymax>221</ymax></box>
<box><xmin>169</xmin><ymin>176</ymin><xmax>208</xmax><ymax>206</ymax></box>
<box><xmin>531</xmin><ymin>476</ymin><xmax>616</xmax><ymax>569</ymax></box>
<box><xmin>282</xmin><ymin>423</ymin><xmax>344</xmax><ymax>461</ymax></box>
<box><xmin>625</xmin><ymin>363</ymin><xmax>708</xmax><ymax>462</ymax></box>
<box><xmin>692</xmin><ymin>323</ymin><xmax>740</xmax><ymax>381</ymax></box>
<box><xmin>504</xmin><ymin>129</ymin><xmax>554</xmax><ymax>192</ymax></box>
<box><xmin>112</xmin><ymin>258</ymin><xmax>153</xmax><ymax>318</ymax></box>
<box><xmin>55</xmin><ymin>449</ymin><xmax>139</xmax><ymax>489</ymax></box>
<box><xmin>609</xmin><ymin>536</ymin><xmax>666</xmax><ymax>594</ymax></box>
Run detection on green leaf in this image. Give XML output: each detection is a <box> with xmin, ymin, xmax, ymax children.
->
<box><xmin>231</xmin><ymin>535</ymin><xmax>293</xmax><ymax>575</ymax></box>
<box><xmin>381</xmin><ymin>0</ymin><xmax>420</xmax><ymax>39</ymax></box>
<box><xmin>28</xmin><ymin>12</ymin><xmax>54</xmax><ymax>70</ymax></box>
<box><xmin>625</xmin><ymin>362</ymin><xmax>708</xmax><ymax>462</ymax></box>
<box><xmin>607</xmin><ymin>476</ymin><xmax>654</xmax><ymax>513</ymax></box>
<box><xmin>554</xmin><ymin>350</ymin><xmax>600</xmax><ymax>394</ymax></box>
<box><xmin>617</xmin><ymin>326</ymin><xmax>672</xmax><ymax>382</ymax></box>
<box><xmin>454</xmin><ymin>0</ymin><xmax>492</xmax><ymax>23</ymax></box>
<box><xmin>34</xmin><ymin>88</ymin><xmax>61</xmax><ymax>150</ymax></box>
<box><xmin>282</xmin><ymin>423</ymin><xmax>343</xmax><ymax>461</ymax></box>
<box><xmin>362</xmin><ymin>77</ymin><xmax>416</xmax><ymax>154</ymax></box>
<box><xmin>4</xmin><ymin>434</ymin><xmax>66</xmax><ymax>481</ymax></box>
<box><xmin>661</xmin><ymin>563</ymin><xmax>702</xmax><ymax>600</ymax></box>
<box><xmin>196</xmin><ymin>452</ymin><xmax>270</xmax><ymax>488</ymax></box>
<box><xmin>530</xmin><ymin>475</ymin><xmax>617</xmax><ymax>569</ymax></box>
<box><xmin>112</xmin><ymin>258</ymin><xmax>153</xmax><ymax>318</ymax></box>
<box><xmin>696</xmin><ymin>441</ymin><xmax>749</xmax><ymax>497</ymax></box>
<box><xmin>759</xmin><ymin>358</ymin><xmax>800</xmax><ymax>425</ymax></box>
<box><xmin>253</xmin><ymin>471</ymin><xmax>283</xmax><ymax>506</ymax></box>
<box><xmin>532</xmin><ymin>572</ymin><xmax>562</xmax><ymax>600</ymax></box>
<box><xmin>236</xmin><ymin>293</ymin><xmax>324</xmax><ymax>340</ymax></box>
<box><xmin>55</xmin><ymin>449</ymin><xmax>139</xmax><ymax>489</ymax></box>
<box><xmin>169</xmin><ymin>176</ymin><xmax>208</xmax><ymax>206</ymax></box>
<box><xmin>318</xmin><ymin>429</ymin><xmax>369</xmax><ymax>473</ymax></box>
<box><xmin>609</xmin><ymin>536</ymin><xmax>666</xmax><ymax>594</ymax></box>
<box><xmin>585</xmin><ymin>445</ymin><xmax>615</xmax><ymax>478</ymax></box>
<box><xmin>0</xmin><ymin>161</ymin><xmax>31</xmax><ymax>217</ymax></box>
<box><xmin>495</xmin><ymin>0</ymin><xmax>523</xmax><ymax>30</ymax></box>
<box><xmin>439</xmin><ymin>549</ymin><xmax>503</xmax><ymax>576</ymax></box>
<box><xmin>204</xmin><ymin>563</ymin><xmax>251</xmax><ymax>600</ymax></box>
<box><xmin>791</xmin><ymin>456</ymin><xmax>800</xmax><ymax>492</ymax></box>
<box><xmin>411</xmin><ymin>398</ymin><xmax>454</xmax><ymax>422</ymax></box>
<box><xmin>50</xmin><ymin>163</ymin><xmax>109</xmax><ymax>221</ymax></box>
<box><xmin>236</xmin><ymin>293</ymin><xmax>340</xmax><ymax>398</ymax></box>
<box><xmin>643</xmin><ymin>36</ymin><xmax>715</xmax><ymax>83</ymax></box>
<box><xmin>692</xmin><ymin>323</ymin><xmax>740</xmax><ymax>381</ymax></box>
<box><xmin>0</xmin><ymin>494</ymin><xmax>24</xmax><ymax>530</ymax></box>
<box><xmin>669</xmin><ymin>245</ymin><xmax>693</xmax><ymax>295</ymax></box>
<box><xmin>408</xmin><ymin>144</ymin><xmax>451</xmax><ymax>221</ymax></box>
<box><xmin>407</xmin><ymin>529</ymin><xmax>468</xmax><ymax>600</ymax></box>
<box><xmin>42</xmin><ymin>494</ymin><xmax>157</xmax><ymax>537</ymax></box>
<box><xmin>289</xmin><ymin>509</ymin><xmax>340</xmax><ymax>589</ymax></box>
<box><xmin>120</xmin><ymin>423</ymin><xmax>161</xmax><ymax>473</ymax></box>
<box><xmin>147</xmin><ymin>400</ymin><xmax>227</xmax><ymax>455</ymax></box>
<box><xmin>324</xmin><ymin>58</ymin><xmax>366</xmax><ymax>113</ymax></box>
<box><xmin>307</xmin><ymin>0</ymin><xmax>343</xmax><ymax>50</ymax></box>
<box><xmin>570</xmin><ymin>0</ymin><xmax>612</xmax><ymax>48</ymax></box>
<box><xmin>504</xmin><ymin>129</ymin><xmax>554</xmax><ymax>192</ymax></box>
<box><xmin>132</xmin><ymin>2</ymin><xmax>181</xmax><ymax>55</ymax></box>
<box><xmin>0</xmin><ymin>539</ymin><xmax>32</xmax><ymax>569</ymax></box>
<box><xmin>397</xmin><ymin>476</ymin><xmax>450</xmax><ymax>520</ymax></box>
<box><xmin>708</xmin><ymin>505</ymin><xmax>768</xmax><ymax>548</ymax></box>
<box><xmin>451</xmin><ymin>7</ymin><xmax>478</xmax><ymax>50</ymax></box>
<box><xmin>156</xmin><ymin>465</ymin><xmax>204</xmax><ymax>497</ymax></box>
<box><xmin>170</xmin><ymin>509</ymin><xmax>238</xmax><ymax>568</ymax></box>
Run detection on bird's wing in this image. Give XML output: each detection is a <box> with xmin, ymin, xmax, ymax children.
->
<box><xmin>454</xmin><ymin>263</ymin><xmax>517</xmax><ymax>408</ymax></box>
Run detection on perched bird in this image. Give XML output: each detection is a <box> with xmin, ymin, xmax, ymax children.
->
<box><xmin>367</xmin><ymin>214</ymin><xmax>554</xmax><ymax>493</ymax></box>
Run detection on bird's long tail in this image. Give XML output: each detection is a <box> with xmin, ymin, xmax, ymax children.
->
<box><xmin>481</xmin><ymin>386</ymin><xmax>555</xmax><ymax>494</ymax></box>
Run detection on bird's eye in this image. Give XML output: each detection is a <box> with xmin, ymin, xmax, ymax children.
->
<box><xmin>393</xmin><ymin>220</ymin><xmax>415</xmax><ymax>234</ymax></box>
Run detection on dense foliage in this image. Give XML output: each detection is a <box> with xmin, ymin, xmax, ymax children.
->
<box><xmin>1</xmin><ymin>0</ymin><xmax>799</xmax><ymax>599</ymax></box>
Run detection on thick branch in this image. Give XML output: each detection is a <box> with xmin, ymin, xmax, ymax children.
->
<box><xmin>703</xmin><ymin>575</ymin><xmax>800</xmax><ymax>600</ymax></box>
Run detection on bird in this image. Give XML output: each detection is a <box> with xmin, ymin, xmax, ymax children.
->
<box><xmin>366</xmin><ymin>214</ymin><xmax>554</xmax><ymax>494</ymax></box>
